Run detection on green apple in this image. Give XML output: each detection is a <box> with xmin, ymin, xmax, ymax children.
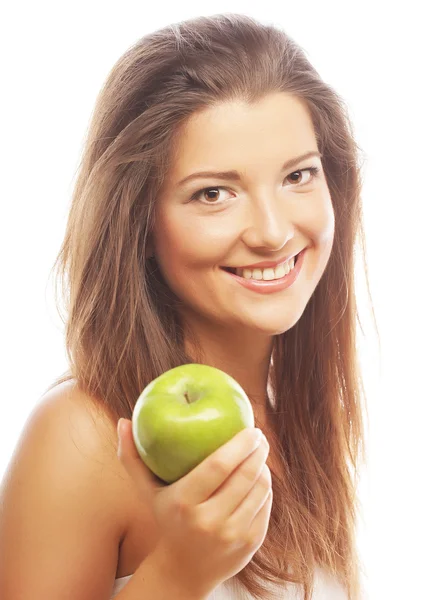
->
<box><xmin>132</xmin><ymin>363</ymin><xmax>255</xmax><ymax>484</ymax></box>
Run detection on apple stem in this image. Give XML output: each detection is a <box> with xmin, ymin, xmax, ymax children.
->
<box><xmin>184</xmin><ymin>392</ymin><xmax>191</xmax><ymax>404</ymax></box>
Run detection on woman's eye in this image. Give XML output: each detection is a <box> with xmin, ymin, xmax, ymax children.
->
<box><xmin>286</xmin><ymin>166</ymin><xmax>320</xmax><ymax>186</ymax></box>
<box><xmin>190</xmin><ymin>166</ymin><xmax>320</xmax><ymax>205</ymax></box>
<box><xmin>191</xmin><ymin>187</ymin><xmax>231</xmax><ymax>204</ymax></box>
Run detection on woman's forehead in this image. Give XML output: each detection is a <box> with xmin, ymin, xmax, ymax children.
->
<box><xmin>168</xmin><ymin>93</ymin><xmax>317</xmax><ymax>186</ymax></box>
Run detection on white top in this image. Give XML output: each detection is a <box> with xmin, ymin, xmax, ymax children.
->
<box><xmin>110</xmin><ymin>566</ymin><xmax>348</xmax><ymax>599</ymax></box>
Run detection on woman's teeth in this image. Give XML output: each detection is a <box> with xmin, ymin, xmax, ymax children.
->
<box><xmin>234</xmin><ymin>256</ymin><xmax>296</xmax><ymax>281</ymax></box>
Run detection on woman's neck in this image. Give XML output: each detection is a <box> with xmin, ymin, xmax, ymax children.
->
<box><xmin>183</xmin><ymin>319</ymin><xmax>274</xmax><ymax>410</ymax></box>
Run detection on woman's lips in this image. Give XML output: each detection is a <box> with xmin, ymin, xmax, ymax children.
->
<box><xmin>221</xmin><ymin>248</ymin><xmax>306</xmax><ymax>295</ymax></box>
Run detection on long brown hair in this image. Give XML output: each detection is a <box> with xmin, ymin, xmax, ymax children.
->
<box><xmin>46</xmin><ymin>13</ymin><xmax>377</xmax><ymax>600</ymax></box>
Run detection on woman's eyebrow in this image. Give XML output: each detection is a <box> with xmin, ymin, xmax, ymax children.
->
<box><xmin>177</xmin><ymin>150</ymin><xmax>322</xmax><ymax>188</ymax></box>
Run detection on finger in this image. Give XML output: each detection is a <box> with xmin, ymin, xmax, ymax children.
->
<box><xmin>246</xmin><ymin>486</ymin><xmax>273</xmax><ymax>549</ymax></box>
<box><xmin>175</xmin><ymin>427</ymin><xmax>263</xmax><ymax>505</ymax></box>
<box><xmin>201</xmin><ymin>435</ymin><xmax>269</xmax><ymax>520</ymax></box>
<box><xmin>229</xmin><ymin>463</ymin><xmax>272</xmax><ymax>528</ymax></box>
<box><xmin>117</xmin><ymin>418</ymin><xmax>166</xmax><ymax>500</ymax></box>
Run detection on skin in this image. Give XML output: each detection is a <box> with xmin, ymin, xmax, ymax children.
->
<box><xmin>152</xmin><ymin>91</ymin><xmax>335</xmax><ymax>417</ymax></box>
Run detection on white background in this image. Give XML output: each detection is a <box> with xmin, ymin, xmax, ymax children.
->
<box><xmin>1</xmin><ymin>1</ymin><xmax>440</xmax><ymax>598</ymax></box>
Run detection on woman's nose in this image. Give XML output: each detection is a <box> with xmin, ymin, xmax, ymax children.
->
<box><xmin>241</xmin><ymin>195</ymin><xmax>294</xmax><ymax>251</ymax></box>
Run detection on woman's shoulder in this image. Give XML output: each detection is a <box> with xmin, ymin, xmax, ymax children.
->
<box><xmin>0</xmin><ymin>380</ymin><xmax>138</xmax><ymax>597</ymax></box>
<box><xmin>27</xmin><ymin>379</ymin><xmax>135</xmax><ymax>512</ymax></box>
<box><xmin>22</xmin><ymin>380</ymin><xmax>117</xmax><ymax>471</ymax></box>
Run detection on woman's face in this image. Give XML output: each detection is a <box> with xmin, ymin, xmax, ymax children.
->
<box><xmin>152</xmin><ymin>92</ymin><xmax>335</xmax><ymax>336</ymax></box>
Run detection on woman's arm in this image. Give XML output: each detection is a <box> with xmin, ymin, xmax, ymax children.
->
<box><xmin>112</xmin><ymin>547</ymin><xmax>210</xmax><ymax>599</ymax></box>
<box><xmin>0</xmin><ymin>384</ymin><xmax>132</xmax><ymax>599</ymax></box>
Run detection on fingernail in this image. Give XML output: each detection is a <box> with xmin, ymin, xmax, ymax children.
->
<box><xmin>117</xmin><ymin>418</ymin><xmax>124</xmax><ymax>438</ymax></box>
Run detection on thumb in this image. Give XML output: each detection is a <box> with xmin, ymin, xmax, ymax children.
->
<box><xmin>117</xmin><ymin>418</ymin><xmax>166</xmax><ymax>500</ymax></box>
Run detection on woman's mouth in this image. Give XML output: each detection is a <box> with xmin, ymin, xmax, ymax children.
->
<box><xmin>222</xmin><ymin>254</ymin><xmax>297</xmax><ymax>281</ymax></box>
<box><xmin>220</xmin><ymin>249</ymin><xmax>306</xmax><ymax>295</ymax></box>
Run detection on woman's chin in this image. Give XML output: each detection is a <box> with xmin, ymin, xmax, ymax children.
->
<box><xmin>240</xmin><ymin>315</ymin><xmax>300</xmax><ymax>337</ymax></box>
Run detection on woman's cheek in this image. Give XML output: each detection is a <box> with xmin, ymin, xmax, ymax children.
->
<box><xmin>154</xmin><ymin>214</ymin><xmax>221</xmax><ymax>284</ymax></box>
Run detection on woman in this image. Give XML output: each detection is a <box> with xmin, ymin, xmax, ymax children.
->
<box><xmin>0</xmin><ymin>13</ymin><xmax>374</xmax><ymax>600</ymax></box>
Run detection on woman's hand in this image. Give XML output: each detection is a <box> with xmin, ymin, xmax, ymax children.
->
<box><xmin>117</xmin><ymin>419</ymin><xmax>272</xmax><ymax>597</ymax></box>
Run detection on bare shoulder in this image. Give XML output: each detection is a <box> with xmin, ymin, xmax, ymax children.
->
<box><xmin>9</xmin><ymin>379</ymin><xmax>133</xmax><ymax>507</ymax></box>
<box><xmin>0</xmin><ymin>380</ymin><xmax>135</xmax><ymax>599</ymax></box>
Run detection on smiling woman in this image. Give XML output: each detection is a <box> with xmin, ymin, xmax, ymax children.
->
<box><xmin>0</xmin><ymin>12</ymin><xmax>375</xmax><ymax>600</ymax></box>
<box><xmin>153</xmin><ymin>92</ymin><xmax>335</xmax><ymax>338</ymax></box>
